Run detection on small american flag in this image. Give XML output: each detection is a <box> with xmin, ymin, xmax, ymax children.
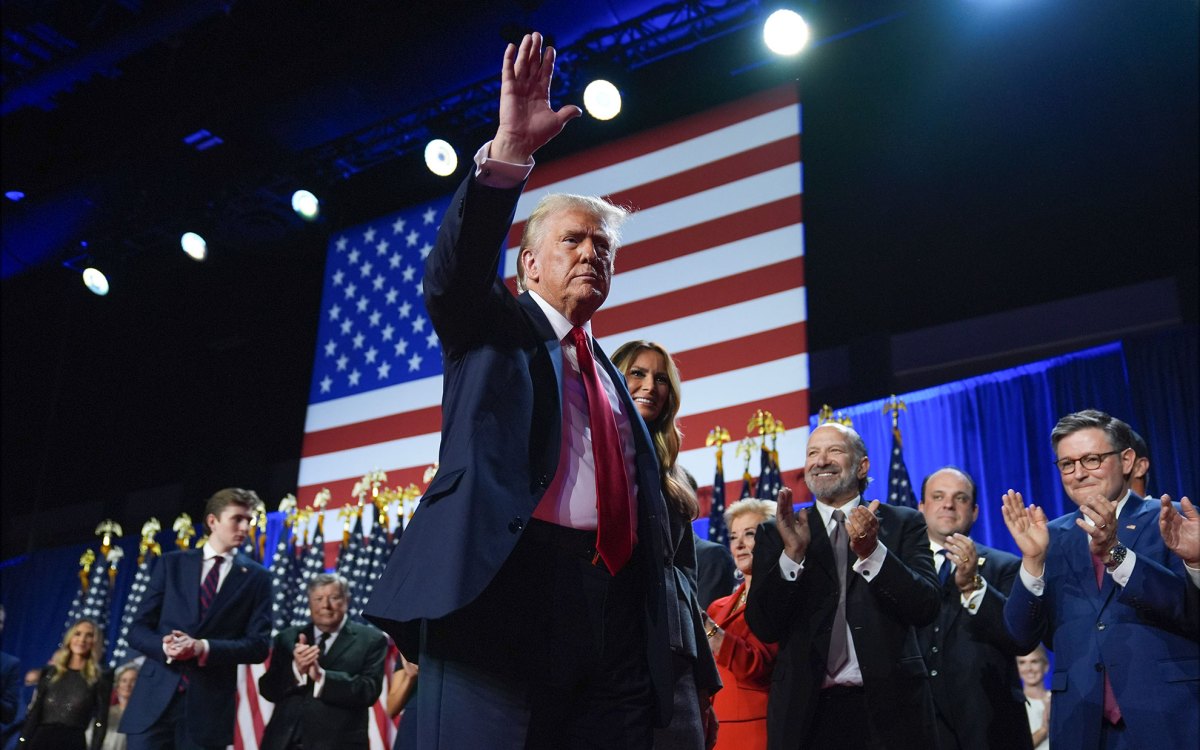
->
<box><xmin>887</xmin><ymin>426</ymin><xmax>918</xmax><ymax>508</ymax></box>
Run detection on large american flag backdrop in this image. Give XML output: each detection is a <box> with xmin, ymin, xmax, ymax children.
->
<box><xmin>235</xmin><ymin>83</ymin><xmax>808</xmax><ymax>749</ymax></box>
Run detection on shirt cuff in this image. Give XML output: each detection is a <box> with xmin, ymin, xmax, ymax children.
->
<box><xmin>1186</xmin><ymin>563</ymin><xmax>1200</xmax><ymax>589</ymax></box>
<box><xmin>473</xmin><ymin>141</ymin><xmax>534</xmax><ymax>188</ymax></box>
<box><xmin>312</xmin><ymin>670</ymin><xmax>326</xmax><ymax>697</ymax></box>
<box><xmin>1019</xmin><ymin>562</ymin><xmax>1046</xmax><ymax>596</ymax></box>
<box><xmin>851</xmin><ymin>541</ymin><xmax>888</xmax><ymax>580</ymax></box>
<box><xmin>778</xmin><ymin>550</ymin><xmax>804</xmax><ymax>581</ymax></box>
<box><xmin>292</xmin><ymin>662</ymin><xmax>307</xmax><ymax>685</ymax></box>
<box><xmin>1108</xmin><ymin>549</ymin><xmax>1136</xmax><ymax>588</ymax></box>
<box><xmin>961</xmin><ymin>577</ymin><xmax>987</xmax><ymax>613</ymax></box>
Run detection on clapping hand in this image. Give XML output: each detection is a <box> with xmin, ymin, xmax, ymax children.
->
<box><xmin>775</xmin><ymin>487</ymin><xmax>810</xmax><ymax>564</ymax></box>
<box><xmin>1000</xmin><ymin>490</ymin><xmax>1050</xmax><ymax>575</ymax></box>
<box><xmin>1159</xmin><ymin>495</ymin><xmax>1200</xmax><ymax>567</ymax></box>
<box><xmin>845</xmin><ymin>500</ymin><xmax>881</xmax><ymax>560</ymax></box>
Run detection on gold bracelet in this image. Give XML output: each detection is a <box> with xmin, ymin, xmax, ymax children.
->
<box><xmin>706</xmin><ymin>626</ymin><xmax>719</xmax><ymax>638</ymax></box>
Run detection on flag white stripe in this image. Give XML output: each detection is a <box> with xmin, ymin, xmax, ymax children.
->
<box><xmin>678</xmin><ymin>354</ymin><xmax>809</xmax><ymax>417</ymax></box>
<box><xmin>305</xmin><ymin>374</ymin><xmax>442</xmax><ymax>433</ymax></box>
<box><xmin>513</xmin><ymin>104</ymin><xmax>802</xmax><ymax>216</ymax></box>
<box><xmin>299</xmin><ymin>431</ymin><xmax>444</xmax><ymax>488</ymax></box>
<box><xmin>596</xmin><ymin>287</ymin><xmax>807</xmax><ymax>353</ymax></box>
<box><xmin>603</xmin><ymin>223</ymin><xmax>803</xmax><ymax>308</ymax></box>
<box><xmin>505</xmin><ymin>163</ymin><xmax>803</xmax><ymax>276</ymax></box>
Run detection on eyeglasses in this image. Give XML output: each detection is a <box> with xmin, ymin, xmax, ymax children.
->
<box><xmin>1055</xmin><ymin>450</ymin><xmax>1119</xmax><ymax>475</ymax></box>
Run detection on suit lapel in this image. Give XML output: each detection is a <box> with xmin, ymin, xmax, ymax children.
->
<box><xmin>323</xmin><ymin>621</ymin><xmax>355</xmax><ymax>665</ymax></box>
<box><xmin>805</xmin><ymin>506</ymin><xmax>837</xmax><ymax>586</ymax></box>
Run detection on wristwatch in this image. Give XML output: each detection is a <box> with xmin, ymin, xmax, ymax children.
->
<box><xmin>959</xmin><ymin>573</ymin><xmax>984</xmax><ymax>595</ymax></box>
<box><xmin>1104</xmin><ymin>543</ymin><xmax>1128</xmax><ymax>571</ymax></box>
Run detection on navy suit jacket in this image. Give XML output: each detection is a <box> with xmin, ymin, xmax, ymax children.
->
<box><xmin>917</xmin><ymin>542</ymin><xmax>1031</xmax><ymax>750</ymax></box>
<box><xmin>746</xmin><ymin>503</ymin><xmax>942</xmax><ymax>750</ymax></box>
<box><xmin>120</xmin><ymin>549</ymin><xmax>271</xmax><ymax>747</ymax></box>
<box><xmin>1004</xmin><ymin>495</ymin><xmax>1200</xmax><ymax>749</ymax></box>
<box><xmin>258</xmin><ymin>619</ymin><xmax>387</xmax><ymax>750</ymax></box>
<box><xmin>694</xmin><ymin>534</ymin><xmax>737</xmax><ymax>609</ymax></box>
<box><xmin>364</xmin><ymin>173</ymin><xmax>679</xmax><ymax>723</ymax></box>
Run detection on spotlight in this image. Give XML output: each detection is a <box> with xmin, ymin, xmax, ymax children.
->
<box><xmin>82</xmin><ymin>267</ymin><xmax>110</xmax><ymax>296</ymax></box>
<box><xmin>583</xmin><ymin>80</ymin><xmax>622</xmax><ymax>121</ymax></box>
<box><xmin>291</xmin><ymin>189</ymin><xmax>320</xmax><ymax>221</ymax></box>
<box><xmin>763</xmin><ymin>9</ymin><xmax>810</xmax><ymax>56</ymax></box>
<box><xmin>180</xmin><ymin>232</ymin><xmax>207</xmax><ymax>261</ymax></box>
<box><xmin>424</xmin><ymin>139</ymin><xmax>458</xmax><ymax>177</ymax></box>
<box><xmin>5</xmin><ymin>190</ymin><xmax>24</xmax><ymax>202</ymax></box>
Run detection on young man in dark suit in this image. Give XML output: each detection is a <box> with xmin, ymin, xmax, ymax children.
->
<box><xmin>259</xmin><ymin>573</ymin><xmax>387</xmax><ymax>750</ymax></box>
<box><xmin>917</xmin><ymin>467</ymin><xmax>1031</xmax><ymax>750</ymax></box>
<box><xmin>121</xmin><ymin>488</ymin><xmax>272</xmax><ymax>750</ymax></box>
<box><xmin>746</xmin><ymin>422</ymin><xmax>941</xmax><ymax>750</ymax></box>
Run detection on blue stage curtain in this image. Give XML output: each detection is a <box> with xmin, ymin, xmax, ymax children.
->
<box><xmin>805</xmin><ymin>330</ymin><xmax>1197</xmax><ymax>556</ymax></box>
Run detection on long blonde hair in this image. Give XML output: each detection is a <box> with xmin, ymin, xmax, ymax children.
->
<box><xmin>49</xmin><ymin>618</ymin><xmax>104</xmax><ymax>686</ymax></box>
<box><xmin>611</xmin><ymin>340</ymin><xmax>699</xmax><ymax>520</ymax></box>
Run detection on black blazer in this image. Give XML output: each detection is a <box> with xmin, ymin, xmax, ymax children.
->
<box><xmin>364</xmin><ymin>173</ymin><xmax>679</xmax><ymax>723</ymax></box>
<box><xmin>917</xmin><ymin>542</ymin><xmax>1032</xmax><ymax>750</ymax></box>
<box><xmin>258</xmin><ymin>620</ymin><xmax>388</xmax><ymax>750</ymax></box>
<box><xmin>21</xmin><ymin>665</ymin><xmax>110</xmax><ymax>750</ymax></box>
<box><xmin>745</xmin><ymin>502</ymin><xmax>941</xmax><ymax>750</ymax></box>
<box><xmin>694</xmin><ymin>534</ymin><xmax>737</xmax><ymax>609</ymax></box>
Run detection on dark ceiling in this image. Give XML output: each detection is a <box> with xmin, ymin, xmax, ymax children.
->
<box><xmin>2</xmin><ymin>0</ymin><xmax>1197</xmax><ymax>558</ymax></box>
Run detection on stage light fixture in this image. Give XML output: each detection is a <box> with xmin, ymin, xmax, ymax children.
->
<box><xmin>424</xmin><ymin>139</ymin><xmax>458</xmax><ymax>176</ymax></box>
<box><xmin>180</xmin><ymin>232</ymin><xmax>207</xmax><ymax>261</ymax></box>
<box><xmin>583</xmin><ymin>80</ymin><xmax>622</xmax><ymax>121</ymax></box>
<box><xmin>764</xmin><ymin>9</ymin><xmax>810</xmax><ymax>55</ymax></box>
<box><xmin>5</xmin><ymin>190</ymin><xmax>24</xmax><ymax>202</ymax></box>
<box><xmin>291</xmin><ymin>190</ymin><xmax>321</xmax><ymax>221</ymax></box>
<box><xmin>82</xmin><ymin>267</ymin><xmax>110</xmax><ymax>296</ymax></box>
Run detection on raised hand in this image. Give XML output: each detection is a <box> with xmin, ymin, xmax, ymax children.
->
<box><xmin>1159</xmin><ymin>495</ymin><xmax>1200</xmax><ymax>567</ymax></box>
<box><xmin>292</xmin><ymin>633</ymin><xmax>320</xmax><ymax>677</ymax></box>
<box><xmin>1000</xmin><ymin>490</ymin><xmax>1050</xmax><ymax>574</ymax></box>
<box><xmin>846</xmin><ymin>500</ymin><xmax>881</xmax><ymax>560</ymax></box>
<box><xmin>775</xmin><ymin>487</ymin><xmax>810</xmax><ymax>564</ymax></box>
<box><xmin>492</xmin><ymin>32</ymin><xmax>582</xmax><ymax>164</ymax></box>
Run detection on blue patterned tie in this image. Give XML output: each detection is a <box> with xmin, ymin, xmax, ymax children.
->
<box><xmin>199</xmin><ymin>556</ymin><xmax>223</xmax><ymax>617</ymax></box>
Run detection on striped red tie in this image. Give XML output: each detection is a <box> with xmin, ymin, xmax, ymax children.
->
<box><xmin>200</xmin><ymin>556</ymin><xmax>223</xmax><ymax>617</ymax></box>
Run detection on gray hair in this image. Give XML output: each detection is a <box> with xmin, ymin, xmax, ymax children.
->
<box><xmin>724</xmin><ymin>498</ymin><xmax>778</xmax><ymax>529</ymax></box>
<box><xmin>515</xmin><ymin>193</ymin><xmax>630</xmax><ymax>293</ymax></box>
<box><xmin>306</xmin><ymin>573</ymin><xmax>349</xmax><ymax>598</ymax></box>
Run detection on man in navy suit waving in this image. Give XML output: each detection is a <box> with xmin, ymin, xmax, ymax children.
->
<box><xmin>121</xmin><ymin>488</ymin><xmax>272</xmax><ymax>749</ymax></box>
<box><xmin>1002</xmin><ymin>410</ymin><xmax>1199</xmax><ymax>750</ymax></box>
<box><xmin>365</xmin><ymin>32</ymin><xmax>680</xmax><ymax>750</ymax></box>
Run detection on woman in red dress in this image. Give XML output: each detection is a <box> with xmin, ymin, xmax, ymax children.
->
<box><xmin>704</xmin><ymin>499</ymin><xmax>779</xmax><ymax>750</ymax></box>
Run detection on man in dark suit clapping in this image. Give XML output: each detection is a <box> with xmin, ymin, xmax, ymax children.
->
<box><xmin>916</xmin><ymin>467</ymin><xmax>1031</xmax><ymax>750</ymax></box>
<box><xmin>259</xmin><ymin>574</ymin><xmax>387</xmax><ymax>750</ymax></box>
<box><xmin>746</xmin><ymin>422</ymin><xmax>941</xmax><ymax>750</ymax></box>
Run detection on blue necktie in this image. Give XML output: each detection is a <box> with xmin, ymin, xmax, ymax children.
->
<box><xmin>937</xmin><ymin>549</ymin><xmax>952</xmax><ymax>587</ymax></box>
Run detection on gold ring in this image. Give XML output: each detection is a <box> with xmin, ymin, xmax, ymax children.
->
<box><xmin>857</xmin><ymin>533</ymin><xmax>867</xmax><ymax>539</ymax></box>
<box><xmin>1098</xmin><ymin>524</ymin><xmax>1107</xmax><ymax>530</ymax></box>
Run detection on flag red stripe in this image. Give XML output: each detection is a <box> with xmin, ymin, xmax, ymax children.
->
<box><xmin>507</xmin><ymin>135</ymin><xmax>802</xmax><ymax>248</ymax></box>
<box><xmin>301</xmin><ymin>405</ymin><xmax>441</xmax><ymax>460</ymax></box>
<box><xmin>503</xmin><ymin>196</ymin><xmax>803</xmax><ymax>296</ymax></box>
<box><xmin>677</xmin><ymin>390</ymin><xmax>810</xmax><ymax>453</ymax></box>
<box><xmin>594</xmin><ymin>257</ymin><xmax>805</xmax><ymax>334</ymax></box>
<box><xmin>526</xmin><ymin>84</ymin><xmax>800</xmax><ymax>190</ymax></box>
<box><xmin>298</xmin><ymin>466</ymin><xmax>431</xmax><ymax>511</ymax></box>
<box><xmin>242</xmin><ymin>664</ymin><xmax>265</xmax><ymax>742</ymax></box>
<box><xmin>671</xmin><ymin>322</ymin><xmax>808</xmax><ymax>382</ymax></box>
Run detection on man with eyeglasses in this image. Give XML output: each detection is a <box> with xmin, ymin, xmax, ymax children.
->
<box><xmin>1000</xmin><ymin>409</ymin><xmax>1198</xmax><ymax>750</ymax></box>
